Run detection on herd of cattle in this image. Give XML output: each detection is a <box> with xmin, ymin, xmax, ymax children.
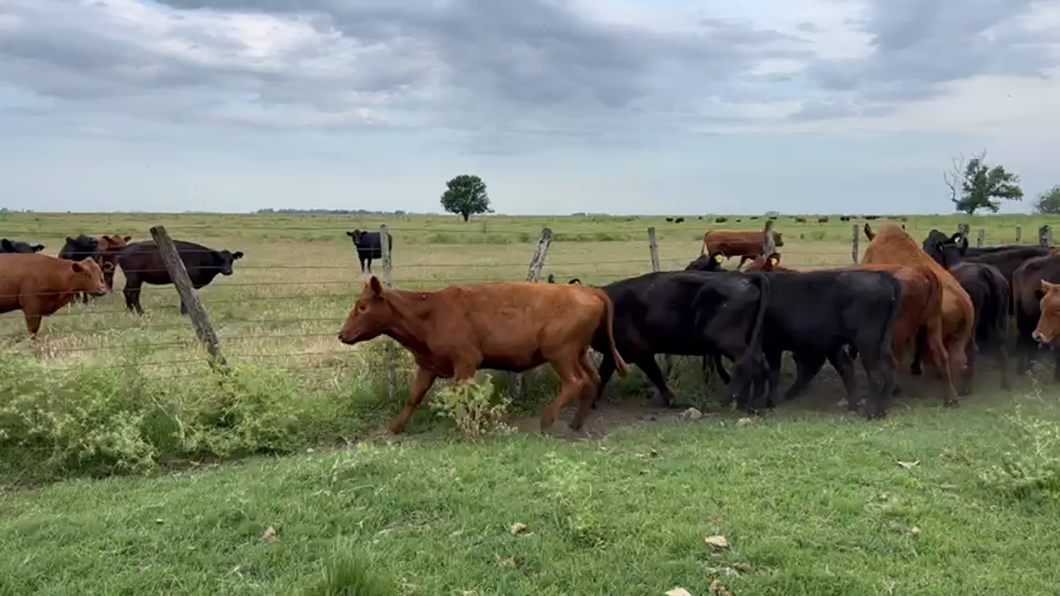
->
<box><xmin>338</xmin><ymin>223</ymin><xmax>1060</xmax><ymax>435</ymax></box>
<box><xmin>4</xmin><ymin>223</ymin><xmax>1060</xmax><ymax>437</ymax></box>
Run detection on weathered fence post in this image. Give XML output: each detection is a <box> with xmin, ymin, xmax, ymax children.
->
<box><xmin>149</xmin><ymin>225</ymin><xmax>227</xmax><ymax>370</ymax></box>
<box><xmin>957</xmin><ymin>223</ymin><xmax>970</xmax><ymax>239</ymax></box>
<box><xmin>977</xmin><ymin>228</ymin><xmax>985</xmax><ymax>248</ymax></box>
<box><xmin>1016</xmin><ymin>226</ymin><xmax>1023</xmax><ymax>243</ymax></box>
<box><xmin>379</xmin><ymin>224</ymin><xmax>396</xmax><ymax>404</ymax></box>
<box><xmin>510</xmin><ymin>227</ymin><xmax>554</xmax><ymax>400</ymax></box>
<box><xmin>762</xmin><ymin>219</ymin><xmax>775</xmax><ymax>255</ymax></box>
<box><xmin>851</xmin><ymin>224</ymin><xmax>859</xmax><ymax>264</ymax></box>
<box><xmin>647</xmin><ymin>227</ymin><xmax>661</xmax><ymax>272</ymax></box>
<box><xmin>1040</xmin><ymin>225</ymin><xmax>1054</xmax><ymax>248</ymax></box>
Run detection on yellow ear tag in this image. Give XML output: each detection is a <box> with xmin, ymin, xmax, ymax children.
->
<box><xmin>769</xmin><ymin>256</ymin><xmax>778</xmax><ymax>265</ymax></box>
<box><xmin>713</xmin><ymin>253</ymin><xmax>724</xmax><ymax>264</ymax></box>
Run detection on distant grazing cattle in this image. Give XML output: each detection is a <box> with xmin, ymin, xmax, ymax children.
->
<box><xmin>0</xmin><ymin>239</ymin><xmax>45</xmax><ymax>254</ymax></box>
<box><xmin>584</xmin><ymin>271</ymin><xmax>770</xmax><ymax>411</ymax></box>
<box><xmin>866</xmin><ymin>215</ymin><xmax>880</xmax><ymax>220</ymax></box>
<box><xmin>817</xmin><ymin>217</ymin><xmax>830</xmax><ymax>223</ymax></box>
<box><xmin>337</xmin><ymin>277</ymin><xmax>629</xmax><ymax>434</ymax></box>
<box><xmin>1013</xmin><ymin>254</ymin><xmax>1060</xmax><ymax>380</ymax></box>
<box><xmin>840</xmin><ymin>216</ymin><xmax>851</xmax><ymax>222</ymax></box>
<box><xmin>346</xmin><ymin>230</ymin><xmax>393</xmax><ymax>274</ymax></box>
<box><xmin>750</xmin><ymin>216</ymin><xmax>759</xmax><ymax>220</ymax></box>
<box><xmin>715</xmin><ymin>217</ymin><xmax>728</xmax><ymax>223</ymax></box>
<box><xmin>747</xmin><ymin>268</ymin><xmax>901</xmax><ymax>416</ymax></box>
<box><xmin>863</xmin><ymin>223</ymin><xmax>974</xmax><ymax>401</ymax></box>
<box><xmin>900</xmin><ymin>217</ymin><xmax>909</xmax><ymax>222</ymax></box>
<box><xmin>700</xmin><ymin>230</ymin><xmax>785</xmax><ymax>266</ymax></box>
<box><xmin>697</xmin><ymin>216</ymin><xmax>703</xmax><ymax>220</ymax></box>
<box><xmin>666</xmin><ymin>217</ymin><xmax>674</xmax><ymax>222</ymax></box>
<box><xmin>794</xmin><ymin>217</ymin><xmax>806</xmax><ymax>223</ymax></box>
<box><xmin>735</xmin><ymin>219</ymin><xmax>742</xmax><ymax>223</ymax></box>
<box><xmin>0</xmin><ymin>254</ymin><xmax>108</xmax><ymax>338</ymax></box>
<box><xmin>118</xmin><ymin>240</ymin><xmax>244</xmax><ymax>315</ymax></box>
<box><xmin>675</xmin><ymin>217</ymin><xmax>685</xmax><ymax>223</ymax></box>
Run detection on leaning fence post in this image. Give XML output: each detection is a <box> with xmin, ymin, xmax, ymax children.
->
<box><xmin>977</xmin><ymin>228</ymin><xmax>985</xmax><ymax>248</ymax></box>
<box><xmin>957</xmin><ymin>223</ymin><xmax>970</xmax><ymax>239</ymax></box>
<box><xmin>647</xmin><ymin>227</ymin><xmax>660</xmax><ymax>272</ymax></box>
<box><xmin>510</xmin><ymin>227</ymin><xmax>554</xmax><ymax>400</ymax></box>
<box><xmin>1017</xmin><ymin>225</ymin><xmax>1023</xmax><ymax>243</ymax></box>
<box><xmin>379</xmin><ymin>224</ymin><xmax>396</xmax><ymax>404</ymax></box>
<box><xmin>149</xmin><ymin>225</ymin><xmax>227</xmax><ymax>371</ymax></box>
<box><xmin>851</xmin><ymin>224</ymin><xmax>859</xmax><ymax>264</ymax></box>
<box><xmin>762</xmin><ymin>219</ymin><xmax>776</xmax><ymax>255</ymax></box>
<box><xmin>1040</xmin><ymin>225</ymin><xmax>1054</xmax><ymax>248</ymax></box>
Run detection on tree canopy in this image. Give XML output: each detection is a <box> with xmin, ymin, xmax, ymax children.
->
<box><xmin>944</xmin><ymin>151</ymin><xmax>1023</xmax><ymax>214</ymax></box>
<box><xmin>440</xmin><ymin>175</ymin><xmax>493</xmax><ymax>222</ymax></box>
<box><xmin>1034</xmin><ymin>185</ymin><xmax>1060</xmax><ymax>215</ymax></box>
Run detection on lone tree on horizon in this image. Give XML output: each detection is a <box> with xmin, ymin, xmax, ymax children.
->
<box><xmin>440</xmin><ymin>174</ymin><xmax>493</xmax><ymax>222</ymax></box>
<box><xmin>944</xmin><ymin>150</ymin><xmax>1023</xmax><ymax>214</ymax></box>
<box><xmin>1034</xmin><ymin>185</ymin><xmax>1060</xmax><ymax>215</ymax></box>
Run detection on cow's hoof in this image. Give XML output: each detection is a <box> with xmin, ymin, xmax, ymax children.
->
<box><xmin>944</xmin><ymin>398</ymin><xmax>960</xmax><ymax>408</ymax></box>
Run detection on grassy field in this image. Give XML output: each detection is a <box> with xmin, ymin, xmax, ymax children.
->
<box><xmin>1</xmin><ymin>212</ymin><xmax>1059</xmax><ymax>594</ymax></box>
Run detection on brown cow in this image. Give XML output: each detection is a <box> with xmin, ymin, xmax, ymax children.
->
<box><xmin>338</xmin><ymin>277</ymin><xmax>629</xmax><ymax>434</ymax></box>
<box><xmin>1034</xmin><ymin>281</ymin><xmax>1060</xmax><ymax>345</ymax></box>
<box><xmin>744</xmin><ymin>255</ymin><xmax>951</xmax><ymax>402</ymax></box>
<box><xmin>95</xmin><ymin>234</ymin><xmax>133</xmax><ymax>290</ymax></box>
<box><xmin>0</xmin><ymin>254</ymin><xmax>109</xmax><ymax>338</ymax></box>
<box><xmin>700</xmin><ymin>230</ymin><xmax>785</xmax><ymax>266</ymax></box>
<box><xmin>818</xmin><ymin>217</ymin><xmax>830</xmax><ymax>223</ymax></box>
<box><xmin>862</xmin><ymin>224</ymin><xmax>975</xmax><ymax>401</ymax></box>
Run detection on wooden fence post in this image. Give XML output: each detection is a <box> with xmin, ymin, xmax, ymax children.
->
<box><xmin>510</xmin><ymin>227</ymin><xmax>553</xmax><ymax>400</ymax></box>
<box><xmin>1017</xmin><ymin>226</ymin><xmax>1022</xmax><ymax>243</ymax></box>
<box><xmin>379</xmin><ymin>224</ymin><xmax>396</xmax><ymax>404</ymax></box>
<box><xmin>762</xmin><ymin>219</ymin><xmax>775</xmax><ymax>255</ymax></box>
<box><xmin>149</xmin><ymin>225</ymin><xmax>227</xmax><ymax>370</ymax></box>
<box><xmin>1040</xmin><ymin>225</ymin><xmax>1054</xmax><ymax>248</ymax></box>
<box><xmin>648</xmin><ymin>227</ymin><xmax>660</xmax><ymax>272</ymax></box>
<box><xmin>977</xmin><ymin>228</ymin><xmax>985</xmax><ymax>248</ymax></box>
<box><xmin>957</xmin><ymin>223</ymin><xmax>970</xmax><ymax>239</ymax></box>
<box><xmin>851</xmin><ymin>224</ymin><xmax>859</xmax><ymax>264</ymax></box>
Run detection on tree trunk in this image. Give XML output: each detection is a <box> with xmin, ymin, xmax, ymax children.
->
<box><xmin>462</xmin><ymin>212</ymin><xmax>470</xmax><ymax>222</ymax></box>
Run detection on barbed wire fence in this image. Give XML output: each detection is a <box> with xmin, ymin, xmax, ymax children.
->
<box><xmin>1</xmin><ymin>221</ymin><xmax>1055</xmax><ymax>406</ymax></box>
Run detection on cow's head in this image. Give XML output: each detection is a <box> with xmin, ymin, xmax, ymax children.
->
<box><xmin>339</xmin><ymin>276</ymin><xmax>398</xmax><ymax>345</ymax></box>
<box><xmin>98</xmin><ymin>234</ymin><xmax>132</xmax><ymax>252</ymax></box>
<box><xmin>1033</xmin><ymin>280</ymin><xmax>1060</xmax><ymax>345</ymax></box>
<box><xmin>2</xmin><ymin>238</ymin><xmax>45</xmax><ymax>254</ymax></box>
<box><xmin>743</xmin><ymin>252</ymin><xmax>784</xmax><ymax>273</ymax></box>
<box><xmin>214</xmin><ymin>250</ymin><xmax>244</xmax><ymax>276</ymax></box>
<box><xmin>63</xmin><ymin>235</ymin><xmax>100</xmax><ymax>256</ymax></box>
<box><xmin>346</xmin><ymin>230</ymin><xmax>368</xmax><ymax>246</ymax></box>
<box><xmin>71</xmin><ymin>259</ymin><xmax>109</xmax><ymax>297</ymax></box>
<box><xmin>921</xmin><ymin>229</ymin><xmax>964</xmax><ymax>268</ymax></box>
<box><xmin>686</xmin><ymin>251</ymin><xmax>727</xmax><ymax>272</ymax></box>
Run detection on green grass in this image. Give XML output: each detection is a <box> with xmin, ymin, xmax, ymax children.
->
<box><xmin>2</xmin><ymin>388</ymin><xmax>1060</xmax><ymax>595</ymax></box>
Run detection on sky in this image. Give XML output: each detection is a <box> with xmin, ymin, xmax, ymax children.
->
<box><xmin>1</xmin><ymin>0</ymin><xmax>1059</xmax><ymax>215</ymax></box>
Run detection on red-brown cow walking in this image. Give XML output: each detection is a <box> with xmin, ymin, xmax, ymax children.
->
<box><xmin>338</xmin><ymin>277</ymin><xmax>629</xmax><ymax>434</ymax></box>
<box><xmin>862</xmin><ymin>224</ymin><xmax>975</xmax><ymax>401</ymax></box>
<box><xmin>0</xmin><ymin>254</ymin><xmax>109</xmax><ymax>338</ymax></box>
<box><xmin>700</xmin><ymin>230</ymin><xmax>785</xmax><ymax>266</ymax></box>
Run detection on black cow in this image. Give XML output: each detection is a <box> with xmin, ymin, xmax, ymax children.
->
<box><xmin>715</xmin><ymin>217</ymin><xmax>728</xmax><ymax>223</ymax></box>
<box><xmin>59</xmin><ymin>235</ymin><xmax>103</xmax><ymax>304</ymax></box>
<box><xmin>685</xmin><ymin>252</ymin><xmax>729</xmax><ymax>272</ymax></box>
<box><xmin>675</xmin><ymin>217</ymin><xmax>685</xmax><ymax>223</ymax></box>
<box><xmin>346</xmin><ymin>230</ymin><xmax>393</xmax><ymax>274</ymax></box>
<box><xmin>922</xmin><ymin>229</ymin><xmax>1050</xmax><ymax>280</ymax></box>
<box><xmin>750</xmin><ymin>270</ymin><xmax>901</xmax><ymax>417</ymax></box>
<box><xmin>587</xmin><ymin>271</ymin><xmax>771</xmax><ymax>411</ymax></box>
<box><xmin>1013</xmin><ymin>254</ymin><xmax>1060</xmax><ymax>380</ymax></box>
<box><xmin>839</xmin><ymin>216</ymin><xmax>851</xmax><ymax>222</ymax></box>
<box><xmin>0</xmin><ymin>239</ymin><xmax>45</xmax><ymax>254</ymax></box>
<box><xmin>118</xmin><ymin>240</ymin><xmax>244</xmax><ymax>315</ymax></box>
<box><xmin>666</xmin><ymin>217</ymin><xmax>674</xmax><ymax>222</ymax></box>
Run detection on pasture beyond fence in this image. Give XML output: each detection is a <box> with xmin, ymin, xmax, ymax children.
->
<box><xmin>3</xmin><ymin>219</ymin><xmax>1054</xmax><ymax>402</ymax></box>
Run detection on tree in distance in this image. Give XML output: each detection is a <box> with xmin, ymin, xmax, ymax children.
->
<box><xmin>1033</xmin><ymin>185</ymin><xmax>1060</xmax><ymax>215</ymax></box>
<box><xmin>944</xmin><ymin>150</ymin><xmax>1024</xmax><ymax>214</ymax></box>
<box><xmin>440</xmin><ymin>175</ymin><xmax>493</xmax><ymax>222</ymax></box>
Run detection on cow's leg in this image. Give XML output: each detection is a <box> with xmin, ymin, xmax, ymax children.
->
<box><xmin>568</xmin><ymin>351</ymin><xmax>600</xmax><ymax>431</ymax></box>
<box><xmin>711</xmin><ymin>352</ymin><xmax>731</xmax><ymax>385</ymax></box>
<box><xmin>925</xmin><ymin>323</ymin><xmax>958</xmax><ymax>406</ymax></box>
<box><xmin>784</xmin><ymin>353</ymin><xmax>826</xmax><ymax>403</ymax></box>
<box><xmin>861</xmin><ymin>350</ymin><xmax>895</xmax><ymax>419</ymax></box>
<box><xmin>123</xmin><ymin>280</ymin><xmax>144</xmax><ymax>316</ymax></box>
<box><xmin>995</xmin><ymin>339</ymin><xmax>1012</xmax><ymax>390</ymax></box>
<box><xmin>1015</xmin><ymin>311</ymin><xmax>1037</xmax><ymax>374</ymax></box>
<box><xmin>366</xmin><ymin>258</ymin><xmax>372</xmax><ymax>274</ymax></box>
<box><xmin>540</xmin><ymin>353</ymin><xmax>588</xmax><ymax>431</ymax></box>
<box><xmin>910</xmin><ymin>327</ymin><xmax>925</xmax><ymax>375</ymax></box>
<box><xmin>358</xmin><ymin>256</ymin><xmax>367</xmax><ymax>276</ymax></box>
<box><xmin>949</xmin><ymin>335</ymin><xmax>972</xmax><ymax>398</ymax></box>
<box><xmin>829</xmin><ymin>348</ymin><xmax>859</xmax><ymax>412</ymax></box>
<box><xmin>590</xmin><ymin>353</ymin><xmax>616</xmax><ymax>410</ymax></box>
<box><xmin>638</xmin><ymin>356</ymin><xmax>675</xmax><ymax>408</ymax></box>
<box><xmin>388</xmin><ymin>367</ymin><xmax>439</xmax><ymax>434</ymax></box>
<box><xmin>22</xmin><ymin>307</ymin><xmax>42</xmax><ymax>340</ymax></box>
<box><xmin>961</xmin><ymin>338</ymin><xmax>977</xmax><ymax>396</ymax></box>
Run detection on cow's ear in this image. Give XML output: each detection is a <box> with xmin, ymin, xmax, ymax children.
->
<box><xmin>123</xmin><ymin>236</ymin><xmax>132</xmax><ymax>242</ymax></box>
<box><xmin>102</xmin><ymin>235</ymin><xmax>113</xmax><ymax>243</ymax></box>
<box><xmin>368</xmin><ymin>276</ymin><xmax>384</xmax><ymax>297</ymax></box>
<box><xmin>1042</xmin><ymin>280</ymin><xmax>1056</xmax><ymax>293</ymax></box>
<box><xmin>233</xmin><ymin>251</ymin><xmax>244</xmax><ymax>260</ymax></box>
<box><xmin>346</xmin><ymin>231</ymin><xmax>355</xmax><ymax>237</ymax></box>
<box><xmin>70</xmin><ymin>261</ymin><xmax>85</xmax><ymax>273</ymax></box>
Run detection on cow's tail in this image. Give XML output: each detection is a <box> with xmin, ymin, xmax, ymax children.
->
<box><xmin>878</xmin><ymin>272</ymin><xmax>903</xmax><ymax>365</ymax></box>
<box><xmin>598</xmin><ymin>289</ymin><xmax>629</xmax><ymax>377</ymax></box>
<box><xmin>986</xmin><ymin>269</ymin><xmax>1010</xmax><ymax>348</ymax></box>
<box><xmin>740</xmin><ymin>274</ymin><xmax>771</xmax><ymax>367</ymax></box>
